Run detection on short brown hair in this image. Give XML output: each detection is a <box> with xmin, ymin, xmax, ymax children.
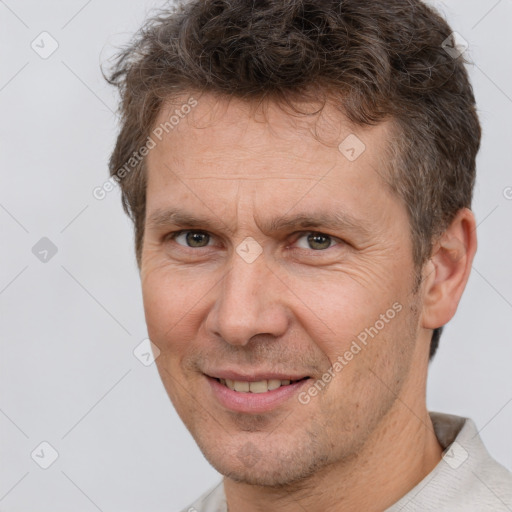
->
<box><xmin>105</xmin><ymin>0</ymin><xmax>481</xmax><ymax>359</ymax></box>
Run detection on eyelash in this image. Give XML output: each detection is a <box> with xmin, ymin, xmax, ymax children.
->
<box><xmin>166</xmin><ymin>230</ymin><xmax>343</xmax><ymax>252</ymax></box>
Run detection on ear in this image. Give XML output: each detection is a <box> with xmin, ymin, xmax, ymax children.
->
<box><xmin>420</xmin><ymin>208</ymin><xmax>477</xmax><ymax>330</ymax></box>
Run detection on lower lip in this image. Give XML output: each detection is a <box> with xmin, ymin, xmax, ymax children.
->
<box><xmin>207</xmin><ymin>376</ymin><xmax>311</xmax><ymax>414</ymax></box>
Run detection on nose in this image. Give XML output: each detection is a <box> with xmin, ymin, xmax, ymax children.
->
<box><xmin>205</xmin><ymin>251</ymin><xmax>289</xmax><ymax>347</ymax></box>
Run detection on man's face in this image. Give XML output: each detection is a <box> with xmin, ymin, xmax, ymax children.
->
<box><xmin>141</xmin><ymin>94</ymin><xmax>426</xmax><ymax>486</ymax></box>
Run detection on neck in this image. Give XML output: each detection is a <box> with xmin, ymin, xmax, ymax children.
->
<box><xmin>224</xmin><ymin>388</ymin><xmax>442</xmax><ymax>512</ymax></box>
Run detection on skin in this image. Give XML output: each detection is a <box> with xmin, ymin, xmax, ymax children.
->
<box><xmin>140</xmin><ymin>93</ymin><xmax>477</xmax><ymax>511</ymax></box>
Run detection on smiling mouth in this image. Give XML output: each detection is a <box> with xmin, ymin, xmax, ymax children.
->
<box><xmin>214</xmin><ymin>377</ymin><xmax>309</xmax><ymax>393</ymax></box>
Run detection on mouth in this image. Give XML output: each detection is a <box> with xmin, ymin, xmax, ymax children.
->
<box><xmin>205</xmin><ymin>373</ymin><xmax>312</xmax><ymax>413</ymax></box>
<box><xmin>214</xmin><ymin>377</ymin><xmax>310</xmax><ymax>393</ymax></box>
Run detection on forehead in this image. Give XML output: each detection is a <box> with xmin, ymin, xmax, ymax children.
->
<box><xmin>144</xmin><ymin>93</ymin><xmax>399</xmax><ymax>226</ymax></box>
<box><xmin>147</xmin><ymin>93</ymin><xmax>391</xmax><ymax>178</ymax></box>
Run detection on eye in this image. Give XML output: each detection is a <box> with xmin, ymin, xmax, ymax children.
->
<box><xmin>294</xmin><ymin>232</ymin><xmax>340</xmax><ymax>251</ymax></box>
<box><xmin>171</xmin><ymin>230</ymin><xmax>213</xmax><ymax>248</ymax></box>
<box><xmin>167</xmin><ymin>230</ymin><xmax>342</xmax><ymax>252</ymax></box>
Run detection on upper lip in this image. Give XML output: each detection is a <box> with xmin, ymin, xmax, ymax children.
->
<box><xmin>205</xmin><ymin>370</ymin><xmax>310</xmax><ymax>382</ymax></box>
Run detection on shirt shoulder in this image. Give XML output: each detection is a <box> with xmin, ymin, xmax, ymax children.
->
<box><xmin>387</xmin><ymin>412</ymin><xmax>512</xmax><ymax>511</ymax></box>
<box><xmin>179</xmin><ymin>480</ymin><xmax>226</xmax><ymax>512</ymax></box>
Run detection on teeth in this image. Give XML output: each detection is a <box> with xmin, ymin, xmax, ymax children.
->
<box><xmin>267</xmin><ymin>379</ymin><xmax>282</xmax><ymax>390</ymax></box>
<box><xmin>220</xmin><ymin>378</ymin><xmax>302</xmax><ymax>393</ymax></box>
<box><xmin>234</xmin><ymin>381</ymin><xmax>250</xmax><ymax>392</ymax></box>
<box><xmin>249</xmin><ymin>381</ymin><xmax>268</xmax><ymax>393</ymax></box>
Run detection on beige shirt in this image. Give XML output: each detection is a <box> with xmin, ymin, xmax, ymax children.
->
<box><xmin>181</xmin><ymin>412</ymin><xmax>512</xmax><ymax>511</ymax></box>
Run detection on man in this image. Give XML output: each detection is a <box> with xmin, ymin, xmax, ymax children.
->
<box><xmin>105</xmin><ymin>0</ymin><xmax>512</xmax><ymax>510</ymax></box>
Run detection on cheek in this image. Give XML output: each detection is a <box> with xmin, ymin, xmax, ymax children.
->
<box><xmin>288</xmin><ymin>274</ymin><xmax>402</xmax><ymax>358</ymax></box>
<box><xmin>141</xmin><ymin>268</ymin><xmax>205</xmax><ymax>351</ymax></box>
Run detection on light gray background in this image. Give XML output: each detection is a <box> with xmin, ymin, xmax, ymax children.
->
<box><xmin>0</xmin><ymin>1</ymin><xmax>511</xmax><ymax>511</ymax></box>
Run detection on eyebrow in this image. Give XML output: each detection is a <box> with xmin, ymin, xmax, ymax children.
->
<box><xmin>146</xmin><ymin>207</ymin><xmax>372</xmax><ymax>238</ymax></box>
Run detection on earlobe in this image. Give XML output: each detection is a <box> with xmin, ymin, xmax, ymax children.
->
<box><xmin>420</xmin><ymin>208</ymin><xmax>478</xmax><ymax>330</ymax></box>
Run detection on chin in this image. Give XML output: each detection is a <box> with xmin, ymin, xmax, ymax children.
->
<box><xmin>217</xmin><ymin>460</ymin><xmax>317</xmax><ymax>487</ymax></box>
<box><xmin>197</xmin><ymin>435</ymin><xmax>330</xmax><ymax>488</ymax></box>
